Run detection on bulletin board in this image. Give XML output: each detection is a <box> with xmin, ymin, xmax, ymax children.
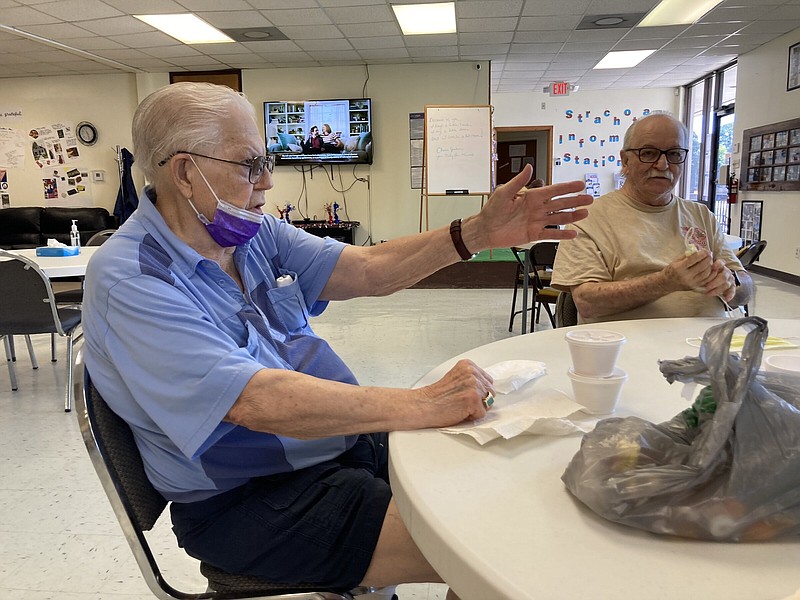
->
<box><xmin>424</xmin><ymin>105</ymin><xmax>493</xmax><ymax>196</ymax></box>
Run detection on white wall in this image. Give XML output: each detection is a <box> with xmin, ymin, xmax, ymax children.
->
<box><xmin>1</xmin><ymin>73</ymin><xmax>140</xmax><ymax>216</ymax></box>
<box><xmin>492</xmin><ymin>88</ymin><xmax>680</xmax><ymax>195</ymax></box>
<box><xmin>732</xmin><ymin>27</ymin><xmax>800</xmax><ymax>277</ymax></box>
<box><xmin>1</xmin><ymin>63</ymin><xmax>489</xmax><ymax>245</ymax></box>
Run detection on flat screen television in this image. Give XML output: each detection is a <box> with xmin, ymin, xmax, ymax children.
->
<box><xmin>264</xmin><ymin>98</ymin><xmax>373</xmax><ymax>166</ymax></box>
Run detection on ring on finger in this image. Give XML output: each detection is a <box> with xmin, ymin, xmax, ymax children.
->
<box><xmin>482</xmin><ymin>391</ymin><xmax>494</xmax><ymax>409</ymax></box>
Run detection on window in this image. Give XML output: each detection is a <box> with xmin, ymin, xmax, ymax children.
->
<box><xmin>682</xmin><ymin>62</ymin><xmax>737</xmax><ymax>233</ymax></box>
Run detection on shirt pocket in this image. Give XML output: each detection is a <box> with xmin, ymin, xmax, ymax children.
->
<box><xmin>266</xmin><ymin>271</ymin><xmax>309</xmax><ymax>333</ymax></box>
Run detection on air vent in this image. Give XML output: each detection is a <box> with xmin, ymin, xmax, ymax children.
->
<box><xmin>576</xmin><ymin>13</ymin><xmax>646</xmax><ymax>30</ymax></box>
<box><xmin>220</xmin><ymin>27</ymin><xmax>289</xmax><ymax>42</ymax></box>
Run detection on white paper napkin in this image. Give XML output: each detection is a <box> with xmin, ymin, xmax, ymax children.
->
<box><xmin>438</xmin><ymin>360</ymin><xmax>597</xmax><ymax>445</ymax></box>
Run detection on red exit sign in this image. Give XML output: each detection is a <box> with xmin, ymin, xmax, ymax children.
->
<box><xmin>551</xmin><ymin>81</ymin><xmax>571</xmax><ymax>96</ymax></box>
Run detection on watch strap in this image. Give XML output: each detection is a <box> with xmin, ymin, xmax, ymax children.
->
<box><xmin>449</xmin><ymin>218</ymin><xmax>476</xmax><ymax>261</ymax></box>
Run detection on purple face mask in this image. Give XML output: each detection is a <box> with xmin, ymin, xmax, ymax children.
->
<box><xmin>187</xmin><ymin>156</ymin><xmax>263</xmax><ymax>247</ymax></box>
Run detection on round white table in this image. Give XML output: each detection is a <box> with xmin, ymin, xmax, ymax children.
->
<box><xmin>9</xmin><ymin>246</ymin><xmax>99</xmax><ymax>278</ymax></box>
<box><xmin>389</xmin><ymin>317</ymin><xmax>800</xmax><ymax>600</ymax></box>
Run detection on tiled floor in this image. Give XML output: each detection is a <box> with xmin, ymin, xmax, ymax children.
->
<box><xmin>1</xmin><ymin>274</ymin><xmax>798</xmax><ymax>600</ymax></box>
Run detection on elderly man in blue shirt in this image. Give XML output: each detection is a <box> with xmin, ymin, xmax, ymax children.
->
<box><xmin>82</xmin><ymin>82</ymin><xmax>592</xmax><ymax>599</ymax></box>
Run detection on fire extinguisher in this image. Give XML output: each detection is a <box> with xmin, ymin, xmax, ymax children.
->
<box><xmin>727</xmin><ymin>172</ymin><xmax>738</xmax><ymax>204</ymax></box>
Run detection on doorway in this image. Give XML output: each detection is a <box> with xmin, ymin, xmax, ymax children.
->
<box><xmin>495</xmin><ymin>126</ymin><xmax>553</xmax><ymax>186</ymax></box>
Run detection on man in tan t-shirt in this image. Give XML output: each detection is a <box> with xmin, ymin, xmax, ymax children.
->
<box><xmin>552</xmin><ymin>112</ymin><xmax>753</xmax><ymax>323</ymax></box>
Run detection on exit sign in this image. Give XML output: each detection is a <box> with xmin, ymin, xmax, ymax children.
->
<box><xmin>550</xmin><ymin>82</ymin><xmax>571</xmax><ymax>96</ymax></box>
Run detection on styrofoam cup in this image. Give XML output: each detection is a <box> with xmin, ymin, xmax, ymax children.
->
<box><xmin>568</xmin><ymin>367</ymin><xmax>628</xmax><ymax>415</ymax></box>
<box><xmin>565</xmin><ymin>329</ymin><xmax>626</xmax><ymax>377</ymax></box>
<box><xmin>764</xmin><ymin>354</ymin><xmax>800</xmax><ymax>375</ymax></box>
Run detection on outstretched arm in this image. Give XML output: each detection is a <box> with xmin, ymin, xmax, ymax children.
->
<box><xmin>321</xmin><ymin>164</ymin><xmax>593</xmax><ymax>300</ymax></box>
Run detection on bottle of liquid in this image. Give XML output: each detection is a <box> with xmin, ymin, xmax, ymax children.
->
<box><xmin>70</xmin><ymin>220</ymin><xmax>81</xmax><ymax>247</ymax></box>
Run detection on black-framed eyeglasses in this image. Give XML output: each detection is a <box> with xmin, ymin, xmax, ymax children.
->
<box><xmin>158</xmin><ymin>151</ymin><xmax>275</xmax><ymax>183</ymax></box>
<box><xmin>625</xmin><ymin>147</ymin><xmax>688</xmax><ymax>164</ymax></box>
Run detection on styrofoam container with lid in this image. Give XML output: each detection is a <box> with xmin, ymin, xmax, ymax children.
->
<box><xmin>565</xmin><ymin>329</ymin><xmax>626</xmax><ymax>377</ymax></box>
<box><xmin>568</xmin><ymin>367</ymin><xmax>628</xmax><ymax>414</ymax></box>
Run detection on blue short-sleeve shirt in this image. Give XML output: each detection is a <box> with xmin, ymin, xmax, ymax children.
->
<box><xmin>83</xmin><ymin>189</ymin><xmax>355</xmax><ymax>502</ymax></box>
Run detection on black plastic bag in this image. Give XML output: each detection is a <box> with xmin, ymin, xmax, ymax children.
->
<box><xmin>562</xmin><ymin>316</ymin><xmax>800</xmax><ymax>541</ymax></box>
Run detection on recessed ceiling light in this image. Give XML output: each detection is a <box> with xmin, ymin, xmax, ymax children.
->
<box><xmin>134</xmin><ymin>14</ymin><xmax>234</xmax><ymax>44</ymax></box>
<box><xmin>594</xmin><ymin>49</ymin><xmax>656</xmax><ymax>69</ymax></box>
<box><xmin>638</xmin><ymin>0</ymin><xmax>725</xmax><ymax>27</ymax></box>
<box><xmin>392</xmin><ymin>2</ymin><xmax>456</xmax><ymax>35</ymax></box>
<box><xmin>594</xmin><ymin>17</ymin><xmax>625</xmax><ymax>26</ymax></box>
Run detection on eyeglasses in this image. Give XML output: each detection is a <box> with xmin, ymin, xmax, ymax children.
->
<box><xmin>158</xmin><ymin>151</ymin><xmax>275</xmax><ymax>183</ymax></box>
<box><xmin>625</xmin><ymin>147</ymin><xmax>688</xmax><ymax>164</ymax></box>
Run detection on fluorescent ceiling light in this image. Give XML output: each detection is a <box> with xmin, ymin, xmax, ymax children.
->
<box><xmin>594</xmin><ymin>49</ymin><xmax>656</xmax><ymax>69</ymax></box>
<box><xmin>638</xmin><ymin>0</ymin><xmax>724</xmax><ymax>27</ymax></box>
<box><xmin>134</xmin><ymin>14</ymin><xmax>234</xmax><ymax>44</ymax></box>
<box><xmin>392</xmin><ymin>2</ymin><xmax>456</xmax><ymax>35</ymax></box>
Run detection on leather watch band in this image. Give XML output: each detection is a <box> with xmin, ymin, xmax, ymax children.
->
<box><xmin>449</xmin><ymin>218</ymin><xmax>476</xmax><ymax>261</ymax></box>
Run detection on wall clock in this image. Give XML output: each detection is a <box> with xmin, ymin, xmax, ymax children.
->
<box><xmin>76</xmin><ymin>121</ymin><xmax>98</xmax><ymax>146</ymax></box>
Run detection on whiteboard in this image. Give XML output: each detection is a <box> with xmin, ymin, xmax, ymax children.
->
<box><xmin>424</xmin><ymin>105</ymin><xmax>493</xmax><ymax>196</ymax></box>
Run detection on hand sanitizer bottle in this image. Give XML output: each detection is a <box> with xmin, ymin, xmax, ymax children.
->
<box><xmin>70</xmin><ymin>220</ymin><xmax>81</xmax><ymax>247</ymax></box>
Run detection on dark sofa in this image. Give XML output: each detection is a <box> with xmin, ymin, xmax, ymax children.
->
<box><xmin>0</xmin><ymin>206</ymin><xmax>117</xmax><ymax>249</ymax></box>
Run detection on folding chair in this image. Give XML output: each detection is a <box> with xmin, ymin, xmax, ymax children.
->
<box><xmin>0</xmin><ymin>249</ymin><xmax>82</xmax><ymax>411</ymax></box>
<box><xmin>75</xmin><ymin>353</ymin><xmax>376</xmax><ymax>600</ymax></box>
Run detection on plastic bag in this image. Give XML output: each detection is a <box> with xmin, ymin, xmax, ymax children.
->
<box><xmin>562</xmin><ymin>316</ymin><xmax>800</xmax><ymax>541</ymax></box>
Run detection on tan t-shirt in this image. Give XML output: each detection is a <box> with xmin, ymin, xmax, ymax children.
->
<box><xmin>551</xmin><ymin>190</ymin><xmax>743</xmax><ymax>323</ymax></box>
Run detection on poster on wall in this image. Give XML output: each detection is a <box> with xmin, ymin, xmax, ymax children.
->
<box><xmin>29</xmin><ymin>123</ymin><xmax>81</xmax><ymax>168</ymax></box>
<box><xmin>584</xmin><ymin>173</ymin><xmax>601</xmax><ymax>198</ymax></box>
<box><xmin>0</xmin><ymin>127</ymin><xmax>27</xmax><ymax>169</ymax></box>
<box><xmin>0</xmin><ymin>167</ymin><xmax>9</xmax><ymax>207</ymax></box>
<box><xmin>42</xmin><ymin>165</ymin><xmax>93</xmax><ymax>206</ymax></box>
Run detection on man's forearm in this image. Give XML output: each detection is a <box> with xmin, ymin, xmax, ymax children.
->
<box><xmin>571</xmin><ymin>270</ymin><xmax>676</xmax><ymax>320</ymax></box>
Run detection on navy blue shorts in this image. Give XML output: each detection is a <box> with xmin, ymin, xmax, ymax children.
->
<box><xmin>170</xmin><ymin>433</ymin><xmax>392</xmax><ymax>590</ymax></box>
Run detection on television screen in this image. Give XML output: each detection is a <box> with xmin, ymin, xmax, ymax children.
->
<box><xmin>264</xmin><ymin>98</ymin><xmax>373</xmax><ymax>166</ymax></box>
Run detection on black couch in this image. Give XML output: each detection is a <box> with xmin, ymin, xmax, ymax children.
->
<box><xmin>0</xmin><ymin>206</ymin><xmax>117</xmax><ymax>249</ymax></box>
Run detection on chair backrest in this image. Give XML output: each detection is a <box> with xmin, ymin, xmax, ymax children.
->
<box><xmin>556</xmin><ymin>291</ymin><xmax>579</xmax><ymax>328</ymax></box>
<box><xmin>736</xmin><ymin>240</ymin><xmax>767</xmax><ymax>267</ymax></box>
<box><xmin>86</xmin><ymin>228</ymin><xmax>117</xmax><ymax>246</ymax></box>
<box><xmin>75</xmin><ymin>356</ymin><xmax>181</xmax><ymax>599</ymax></box>
<box><xmin>0</xmin><ymin>249</ymin><xmax>66</xmax><ymax>336</ymax></box>
<box><xmin>528</xmin><ymin>242</ymin><xmax>559</xmax><ymax>289</ymax></box>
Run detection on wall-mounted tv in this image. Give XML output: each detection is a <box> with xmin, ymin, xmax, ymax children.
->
<box><xmin>264</xmin><ymin>98</ymin><xmax>373</xmax><ymax>166</ymax></box>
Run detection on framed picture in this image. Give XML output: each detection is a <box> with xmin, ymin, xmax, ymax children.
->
<box><xmin>789</xmin><ymin>42</ymin><xmax>800</xmax><ymax>91</ymax></box>
<box><xmin>740</xmin><ymin>200</ymin><xmax>763</xmax><ymax>245</ymax></box>
<box><xmin>169</xmin><ymin>69</ymin><xmax>242</xmax><ymax>92</ymax></box>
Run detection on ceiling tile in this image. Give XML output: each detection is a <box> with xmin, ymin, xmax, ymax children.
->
<box><xmin>36</xmin><ymin>0</ymin><xmax>124</xmax><ymax>21</ymax></box>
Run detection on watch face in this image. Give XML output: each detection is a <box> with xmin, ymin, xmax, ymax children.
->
<box><xmin>77</xmin><ymin>122</ymin><xmax>97</xmax><ymax>145</ymax></box>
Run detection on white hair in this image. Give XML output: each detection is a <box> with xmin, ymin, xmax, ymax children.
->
<box><xmin>132</xmin><ymin>82</ymin><xmax>256</xmax><ymax>183</ymax></box>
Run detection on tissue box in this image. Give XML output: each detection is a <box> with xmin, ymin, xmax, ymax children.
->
<box><xmin>36</xmin><ymin>246</ymin><xmax>81</xmax><ymax>257</ymax></box>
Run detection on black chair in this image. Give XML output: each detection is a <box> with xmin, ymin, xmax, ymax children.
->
<box><xmin>734</xmin><ymin>240</ymin><xmax>767</xmax><ymax>317</ymax></box>
<box><xmin>528</xmin><ymin>242</ymin><xmax>559</xmax><ymax>330</ymax></box>
<box><xmin>555</xmin><ymin>291</ymin><xmax>578</xmax><ymax>328</ymax></box>
<box><xmin>736</xmin><ymin>239</ymin><xmax>767</xmax><ymax>267</ymax></box>
<box><xmin>54</xmin><ymin>229</ymin><xmax>117</xmax><ymax>306</ymax></box>
<box><xmin>508</xmin><ymin>244</ymin><xmax>558</xmax><ymax>333</ymax></box>
<box><xmin>0</xmin><ymin>249</ymin><xmax>82</xmax><ymax>411</ymax></box>
<box><xmin>74</xmin><ymin>353</ymin><xmax>374</xmax><ymax>600</ymax></box>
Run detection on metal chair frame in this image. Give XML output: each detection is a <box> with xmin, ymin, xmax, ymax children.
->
<box><xmin>74</xmin><ymin>353</ymin><xmax>371</xmax><ymax>600</ymax></box>
<box><xmin>508</xmin><ymin>245</ymin><xmax>557</xmax><ymax>333</ymax></box>
<box><xmin>0</xmin><ymin>249</ymin><xmax>82</xmax><ymax>411</ymax></box>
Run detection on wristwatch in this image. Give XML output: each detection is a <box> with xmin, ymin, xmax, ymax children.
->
<box><xmin>449</xmin><ymin>219</ymin><xmax>477</xmax><ymax>261</ymax></box>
